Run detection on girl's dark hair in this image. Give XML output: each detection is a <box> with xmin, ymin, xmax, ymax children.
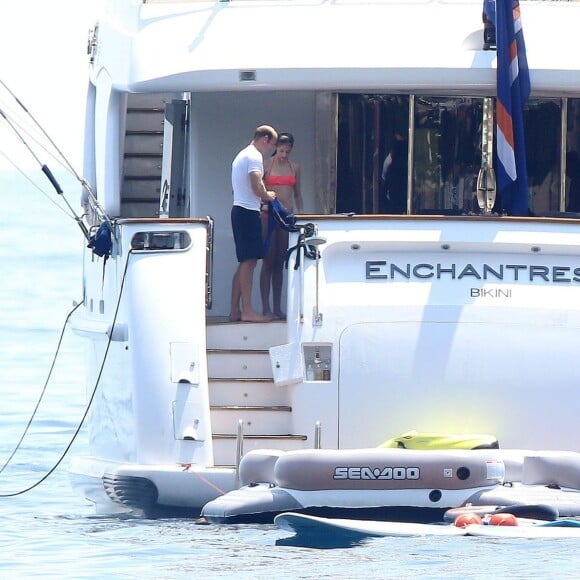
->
<box><xmin>277</xmin><ymin>132</ymin><xmax>294</xmax><ymax>147</ymax></box>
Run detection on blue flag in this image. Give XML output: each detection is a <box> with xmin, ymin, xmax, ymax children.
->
<box><xmin>495</xmin><ymin>0</ymin><xmax>531</xmax><ymax>216</ymax></box>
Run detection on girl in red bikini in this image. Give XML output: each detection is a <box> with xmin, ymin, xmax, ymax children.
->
<box><xmin>260</xmin><ymin>133</ymin><xmax>304</xmax><ymax>319</ymax></box>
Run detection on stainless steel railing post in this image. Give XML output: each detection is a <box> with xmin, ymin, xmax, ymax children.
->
<box><xmin>314</xmin><ymin>421</ymin><xmax>322</xmax><ymax>449</ymax></box>
<box><xmin>235</xmin><ymin>419</ymin><xmax>244</xmax><ymax>488</ymax></box>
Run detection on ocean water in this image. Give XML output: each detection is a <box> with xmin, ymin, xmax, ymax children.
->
<box><xmin>0</xmin><ymin>172</ymin><xmax>579</xmax><ymax>579</ymax></box>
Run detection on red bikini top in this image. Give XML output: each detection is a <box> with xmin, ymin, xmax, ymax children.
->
<box><xmin>264</xmin><ymin>174</ymin><xmax>297</xmax><ymax>187</ymax></box>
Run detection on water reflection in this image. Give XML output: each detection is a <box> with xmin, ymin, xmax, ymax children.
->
<box><xmin>276</xmin><ymin>531</ymin><xmax>371</xmax><ymax>549</ymax></box>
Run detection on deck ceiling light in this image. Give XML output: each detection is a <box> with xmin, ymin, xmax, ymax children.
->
<box><xmin>239</xmin><ymin>70</ymin><xmax>256</xmax><ymax>82</ymax></box>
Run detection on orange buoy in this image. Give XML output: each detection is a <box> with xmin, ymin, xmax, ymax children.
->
<box><xmin>454</xmin><ymin>513</ymin><xmax>483</xmax><ymax>528</ymax></box>
<box><xmin>488</xmin><ymin>513</ymin><xmax>518</xmax><ymax>526</ymax></box>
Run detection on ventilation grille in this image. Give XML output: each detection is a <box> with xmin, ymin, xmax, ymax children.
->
<box><xmin>102</xmin><ymin>474</ymin><xmax>159</xmax><ymax>508</ymax></box>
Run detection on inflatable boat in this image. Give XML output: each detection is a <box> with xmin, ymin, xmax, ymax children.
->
<box><xmin>201</xmin><ymin>447</ymin><xmax>504</xmax><ymax>523</ymax></box>
<box><xmin>201</xmin><ymin>447</ymin><xmax>580</xmax><ymax>524</ymax></box>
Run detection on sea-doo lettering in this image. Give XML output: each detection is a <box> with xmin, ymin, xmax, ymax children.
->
<box><xmin>333</xmin><ymin>467</ymin><xmax>420</xmax><ymax>480</ymax></box>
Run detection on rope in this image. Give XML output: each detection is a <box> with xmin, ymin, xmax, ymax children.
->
<box><xmin>0</xmin><ymin>301</ymin><xmax>83</xmax><ymax>477</ymax></box>
<box><xmin>0</xmin><ymin>252</ymin><xmax>132</xmax><ymax>497</ymax></box>
<box><xmin>285</xmin><ymin>222</ymin><xmax>319</xmax><ymax>270</ymax></box>
<box><xmin>0</xmin><ymin>80</ymin><xmax>111</xmax><ymax>236</ymax></box>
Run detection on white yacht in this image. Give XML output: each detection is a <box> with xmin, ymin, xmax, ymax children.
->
<box><xmin>67</xmin><ymin>0</ymin><xmax>580</xmax><ymax>518</ymax></box>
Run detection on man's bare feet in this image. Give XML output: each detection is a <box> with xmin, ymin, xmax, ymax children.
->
<box><xmin>229</xmin><ymin>311</ymin><xmax>242</xmax><ymax>322</ymax></box>
<box><xmin>241</xmin><ymin>311</ymin><xmax>273</xmax><ymax>323</ymax></box>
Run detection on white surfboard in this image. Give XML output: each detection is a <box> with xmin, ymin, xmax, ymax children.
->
<box><xmin>275</xmin><ymin>512</ymin><xmax>466</xmax><ymax>538</ymax></box>
<box><xmin>465</xmin><ymin>520</ymin><xmax>580</xmax><ymax>539</ymax></box>
<box><xmin>275</xmin><ymin>513</ymin><xmax>580</xmax><ymax>540</ymax></box>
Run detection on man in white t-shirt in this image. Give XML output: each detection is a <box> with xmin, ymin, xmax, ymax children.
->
<box><xmin>229</xmin><ymin>125</ymin><xmax>278</xmax><ymax>322</ymax></box>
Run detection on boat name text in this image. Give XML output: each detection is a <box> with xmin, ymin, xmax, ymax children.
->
<box><xmin>333</xmin><ymin>466</ymin><xmax>420</xmax><ymax>480</ymax></box>
<box><xmin>366</xmin><ymin>261</ymin><xmax>580</xmax><ymax>283</ymax></box>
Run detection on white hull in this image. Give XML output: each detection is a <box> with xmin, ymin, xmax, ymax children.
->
<box><xmin>200</xmin><ymin>447</ymin><xmax>580</xmax><ymax>523</ymax></box>
<box><xmin>67</xmin><ymin>0</ymin><xmax>580</xmax><ymax>516</ymax></box>
<box><xmin>69</xmin><ymin>456</ymin><xmax>236</xmax><ymax>515</ymax></box>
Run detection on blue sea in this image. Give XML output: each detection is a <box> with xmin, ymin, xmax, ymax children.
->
<box><xmin>1</xmin><ymin>171</ymin><xmax>579</xmax><ymax>579</ymax></box>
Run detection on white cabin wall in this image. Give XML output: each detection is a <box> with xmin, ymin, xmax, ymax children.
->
<box><xmin>82</xmin><ymin>83</ymin><xmax>97</xmax><ymax>207</ymax></box>
<box><xmin>188</xmin><ymin>91</ymin><xmax>317</xmax><ymax>317</ymax></box>
<box><xmin>282</xmin><ymin>217</ymin><xmax>580</xmax><ymax>451</ymax></box>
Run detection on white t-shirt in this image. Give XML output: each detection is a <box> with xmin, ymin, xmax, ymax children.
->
<box><xmin>231</xmin><ymin>143</ymin><xmax>263</xmax><ymax>211</ymax></box>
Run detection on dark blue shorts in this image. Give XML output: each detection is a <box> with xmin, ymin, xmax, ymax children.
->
<box><xmin>231</xmin><ymin>205</ymin><xmax>265</xmax><ymax>262</ymax></box>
